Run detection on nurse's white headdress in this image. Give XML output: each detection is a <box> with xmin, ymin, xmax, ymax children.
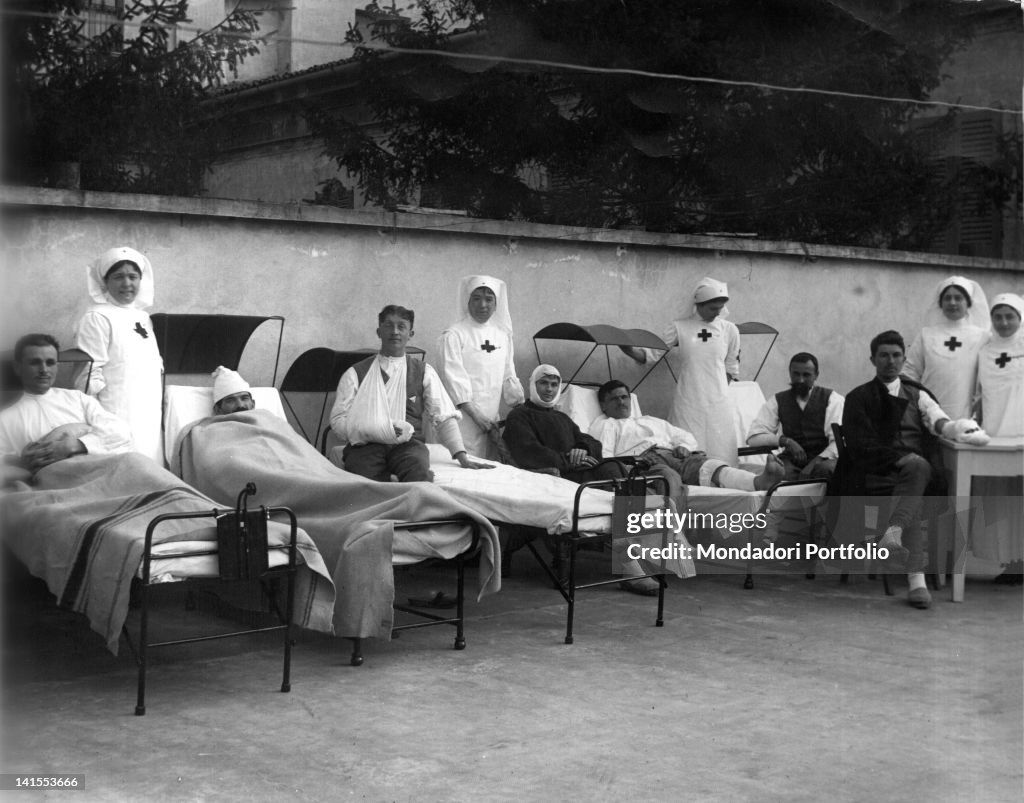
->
<box><xmin>990</xmin><ymin>292</ymin><xmax>1023</xmax><ymax>319</ymax></box>
<box><xmin>86</xmin><ymin>246</ymin><xmax>155</xmax><ymax>309</ymax></box>
<box><xmin>922</xmin><ymin>275</ymin><xmax>989</xmax><ymax>329</ymax></box>
<box><xmin>457</xmin><ymin>275</ymin><xmax>513</xmax><ymax>334</ymax></box>
<box><xmin>688</xmin><ymin>276</ymin><xmax>730</xmax><ymax>319</ymax></box>
<box><xmin>529</xmin><ymin>364</ymin><xmax>562</xmax><ymax>408</ymax></box>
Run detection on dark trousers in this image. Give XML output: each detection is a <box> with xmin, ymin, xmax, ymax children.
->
<box><xmin>343</xmin><ymin>439</ymin><xmax>433</xmax><ymax>483</ymax></box>
<box><xmin>863</xmin><ymin>453</ymin><xmax>933</xmax><ymax>573</ymax></box>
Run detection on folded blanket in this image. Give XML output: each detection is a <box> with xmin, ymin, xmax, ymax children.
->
<box><xmin>0</xmin><ymin>453</ymin><xmax>335</xmax><ymax>654</ymax></box>
<box><xmin>172</xmin><ymin>410</ymin><xmax>500</xmax><ymax>641</ymax></box>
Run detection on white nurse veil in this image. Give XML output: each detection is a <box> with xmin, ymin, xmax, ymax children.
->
<box><xmin>457</xmin><ymin>275</ymin><xmax>513</xmax><ymax>333</ymax></box>
<box><xmin>86</xmin><ymin>246</ymin><xmax>156</xmax><ymax>310</ymax></box>
<box><xmin>686</xmin><ymin>276</ymin><xmax>730</xmax><ymax>320</ymax></box>
<box><xmin>922</xmin><ymin>275</ymin><xmax>990</xmax><ymax>329</ymax></box>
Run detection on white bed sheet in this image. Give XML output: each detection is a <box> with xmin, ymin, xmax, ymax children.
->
<box><xmin>427</xmin><ymin>444</ymin><xmax>764</xmax><ymax>534</ymax></box>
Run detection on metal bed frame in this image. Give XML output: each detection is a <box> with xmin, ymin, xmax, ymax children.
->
<box><xmin>523</xmin><ymin>471</ymin><xmax>673</xmax><ymax>645</ymax></box>
<box><xmin>346</xmin><ymin>518</ymin><xmax>482</xmax><ymax>666</ymax></box>
<box><xmin>125</xmin><ymin>497</ymin><xmax>300</xmax><ymax>716</ymax></box>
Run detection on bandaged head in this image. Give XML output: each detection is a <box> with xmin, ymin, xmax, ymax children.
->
<box><xmin>87</xmin><ymin>246</ymin><xmax>155</xmax><ymax>309</ymax></box>
<box><xmin>212</xmin><ymin>366</ymin><xmax>250</xmax><ymax>405</ymax></box>
<box><xmin>529</xmin><ymin>364</ymin><xmax>562</xmax><ymax>408</ymax></box>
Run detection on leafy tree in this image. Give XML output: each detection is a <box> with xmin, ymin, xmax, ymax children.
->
<box><xmin>4</xmin><ymin>0</ymin><xmax>260</xmax><ymax>195</ymax></box>
<box><xmin>308</xmin><ymin>0</ymin><xmax>1015</xmax><ymax>250</ymax></box>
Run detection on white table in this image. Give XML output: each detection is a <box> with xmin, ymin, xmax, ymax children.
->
<box><xmin>938</xmin><ymin>436</ymin><xmax>1024</xmax><ymax>602</ymax></box>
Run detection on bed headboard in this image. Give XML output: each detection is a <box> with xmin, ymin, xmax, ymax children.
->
<box><xmin>163</xmin><ymin>385</ymin><xmax>286</xmax><ymax>465</ymax></box>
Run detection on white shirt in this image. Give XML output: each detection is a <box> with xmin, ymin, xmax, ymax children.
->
<box><xmin>589</xmin><ymin>414</ymin><xmax>699</xmax><ymax>458</ymax></box>
<box><xmin>746</xmin><ymin>387</ymin><xmax>845</xmax><ymax>461</ymax></box>
<box><xmin>0</xmin><ymin>387</ymin><xmax>133</xmax><ymax>459</ymax></box>
<box><xmin>330</xmin><ymin>355</ymin><xmax>466</xmax><ymax>455</ymax></box>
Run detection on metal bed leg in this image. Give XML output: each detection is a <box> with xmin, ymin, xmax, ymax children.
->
<box><xmin>454</xmin><ymin>551</ymin><xmax>466</xmax><ymax>651</ymax></box>
<box><xmin>564</xmin><ymin>540</ymin><xmax>577</xmax><ymax>645</ymax></box>
<box><xmin>655</xmin><ymin>577</ymin><xmax>665</xmax><ymax>627</ymax></box>
<box><xmin>349</xmin><ymin>638</ymin><xmax>364</xmax><ymax>666</ymax></box>
<box><xmin>134</xmin><ymin>582</ymin><xmax>150</xmax><ymax>716</ymax></box>
<box><xmin>280</xmin><ymin>573</ymin><xmax>295</xmax><ymax>694</ymax></box>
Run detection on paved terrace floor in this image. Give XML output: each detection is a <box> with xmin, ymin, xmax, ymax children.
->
<box><xmin>2</xmin><ymin>551</ymin><xmax>1021</xmax><ymax>803</ymax></box>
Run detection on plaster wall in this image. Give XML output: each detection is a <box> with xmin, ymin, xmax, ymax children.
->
<box><xmin>2</xmin><ymin>189</ymin><xmax>1021</xmax><ymax>422</ymax></box>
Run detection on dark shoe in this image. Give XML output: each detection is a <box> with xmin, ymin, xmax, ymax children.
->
<box><xmin>908</xmin><ymin>587</ymin><xmax>932</xmax><ymax>609</ymax></box>
<box><xmin>618</xmin><ymin>577</ymin><xmax>660</xmax><ymax>597</ymax></box>
<box><xmin>407</xmin><ymin>592</ymin><xmax>457</xmax><ymax>609</ymax></box>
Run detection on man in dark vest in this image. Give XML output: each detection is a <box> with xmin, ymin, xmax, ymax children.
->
<box><xmin>330</xmin><ymin>305</ymin><xmax>490</xmax><ymax>482</ymax></box>
<box><xmin>839</xmin><ymin>330</ymin><xmax>980</xmax><ymax>610</ymax></box>
<box><xmin>746</xmin><ymin>352</ymin><xmax>844</xmax><ymax>480</ymax></box>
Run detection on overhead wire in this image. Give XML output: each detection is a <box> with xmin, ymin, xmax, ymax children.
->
<box><xmin>4</xmin><ymin>6</ymin><xmax>1021</xmax><ymax>115</ymax></box>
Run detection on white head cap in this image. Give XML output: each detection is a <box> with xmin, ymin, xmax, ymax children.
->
<box><xmin>456</xmin><ymin>274</ymin><xmax>513</xmax><ymax>333</ymax></box>
<box><xmin>990</xmin><ymin>292</ymin><xmax>1023</xmax><ymax>319</ymax></box>
<box><xmin>694</xmin><ymin>277</ymin><xmax>729</xmax><ymax>304</ymax></box>
<box><xmin>212</xmin><ymin>366</ymin><xmax>250</xmax><ymax>405</ymax></box>
<box><xmin>923</xmin><ymin>275</ymin><xmax>990</xmax><ymax>329</ymax></box>
<box><xmin>87</xmin><ymin>246</ymin><xmax>155</xmax><ymax>309</ymax></box>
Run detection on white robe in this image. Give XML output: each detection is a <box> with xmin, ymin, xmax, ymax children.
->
<box><xmin>74</xmin><ymin>303</ymin><xmax>164</xmax><ymax>465</ymax></box>
<box><xmin>904</xmin><ymin>320</ymin><xmax>989</xmax><ymax>420</ymax></box>
<box><xmin>0</xmin><ymin>387</ymin><xmax>133</xmax><ymax>459</ymax></box>
<box><xmin>970</xmin><ymin>331</ymin><xmax>1024</xmax><ymax>565</ymax></box>
<box><xmin>658</xmin><ymin>316</ymin><xmax>740</xmax><ymax>465</ymax></box>
<box><xmin>438</xmin><ymin>319</ymin><xmax>524</xmax><ymax>459</ymax></box>
<box><xmin>978</xmin><ymin>330</ymin><xmax>1024</xmax><ymax>438</ymax></box>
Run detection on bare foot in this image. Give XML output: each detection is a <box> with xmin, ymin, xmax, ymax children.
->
<box><xmin>753</xmin><ymin>454</ymin><xmax>786</xmax><ymax>491</ymax></box>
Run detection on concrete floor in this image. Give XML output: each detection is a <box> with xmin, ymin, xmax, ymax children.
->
<box><xmin>2</xmin><ymin>551</ymin><xmax>1021</xmax><ymax>803</ymax></box>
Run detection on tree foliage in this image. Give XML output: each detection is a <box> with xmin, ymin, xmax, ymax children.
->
<box><xmin>309</xmin><ymin>0</ymin><xmax>1014</xmax><ymax>250</ymax></box>
<box><xmin>4</xmin><ymin>0</ymin><xmax>260</xmax><ymax>195</ymax></box>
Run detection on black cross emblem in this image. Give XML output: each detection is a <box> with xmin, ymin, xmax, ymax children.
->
<box><xmin>480</xmin><ymin>340</ymin><xmax>497</xmax><ymax>353</ymax></box>
<box><xmin>996</xmin><ymin>352</ymin><xmax>1011</xmax><ymax>368</ymax></box>
<box><xmin>697</xmin><ymin>329</ymin><xmax>713</xmax><ymax>342</ymax></box>
<box><xmin>943</xmin><ymin>336</ymin><xmax>962</xmax><ymax>351</ymax></box>
<box><xmin>134</xmin><ymin>322</ymin><xmax>149</xmax><ymax>339</ymax></box>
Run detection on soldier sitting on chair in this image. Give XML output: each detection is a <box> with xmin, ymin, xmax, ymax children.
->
<box><xmin>746</xmin><ymin>352</ymin><xmax>845</xmax><ymax>480</ymax></box>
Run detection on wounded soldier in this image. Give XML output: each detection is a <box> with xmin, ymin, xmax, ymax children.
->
<box><xmin>171</xmin><ymin>366</ymin><xmax>500</xmax><ymax>642</ymax></box>
<box><xmin>329</xmin><ymin>304</ymin><xmax>490</xmax><ymax>482</ymax></box>
<box><xmin>589</xmin><ymin>380</ymin><xmax>786</xmax><ymax>509</ymax></box>
<box><xmin>0</xmin><ymin>337</ymin><xmax>335</xmax><ymax>653</ymax></box>
<box><xmin>1</xmin><ymin>333</ymin><xmax>133</xmax><ymax>482</ymax></box>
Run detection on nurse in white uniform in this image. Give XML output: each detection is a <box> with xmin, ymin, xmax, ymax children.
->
<box><xmin>973</xmin><ymin>293</ymin><xmax>1024</xmax><ymax>582</ymax></box>
<box><xmin>903</xmin><ymin>275</ymin><xmax>989</xmax><ymax>420</ymax></box>
<box><xmin>625</xmin><ymin>277</ymin><xmax>741</xmax><ymax>465</ymax></box>
<box><xmin>438</xmin><ymin>275</ymin><xmax>524</xmax><ymax>459</ymax></box>
<box><xmin>74</xmin><ymin>246</ymin><xmax>164</xmax><ymax>465</ymax></box>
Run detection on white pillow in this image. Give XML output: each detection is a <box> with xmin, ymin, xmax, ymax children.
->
<box><xmin>163</xmin><ymin>385</ymin><xmax>286</xmax><ymax>465</ymax></box>
<box><xmin>556</xmin><ymin>384</ymin><xmax>641</xmax><ymax>432</ymax></box>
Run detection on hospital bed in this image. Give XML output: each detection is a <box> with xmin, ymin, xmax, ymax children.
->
<box><xmin>163</xmin><ymin>383</ymin><xmax>489</xmax><ymax>667</ymax></box>
<box><xmin>1</xmin><ymin>441</ymin><xmax>335</xmax><ymax>716</ymax></box>
<box><xmin>530</xmin><ymin>322</ymin><xmax>829</xmax><ymax>589</ymax></box>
